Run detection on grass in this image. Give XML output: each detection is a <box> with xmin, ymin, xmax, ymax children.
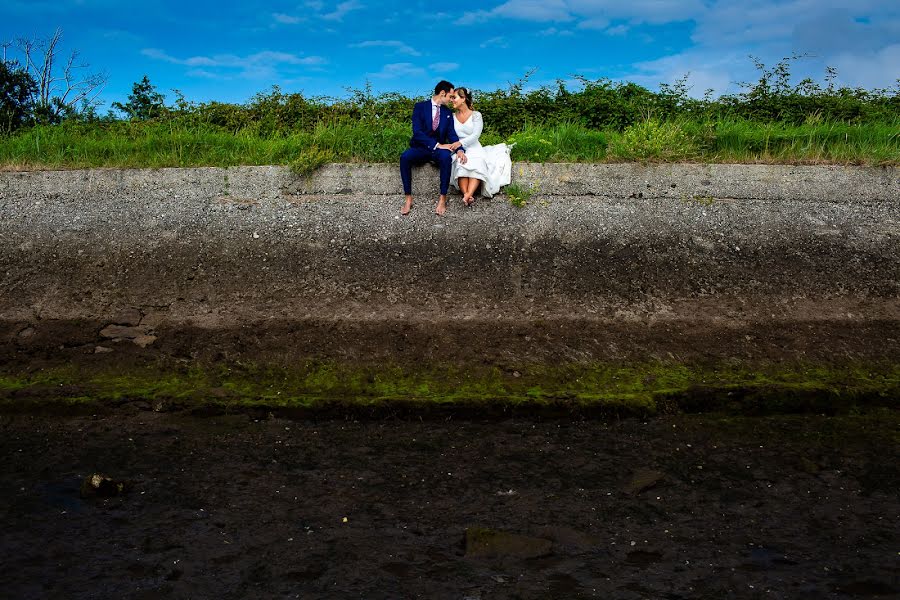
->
<box><xmin>0</xmin><ymin>117</ymin><xmax>897</xmax><ymax>170</ymax></box>
<box><xmin>504</xmin><ymin>182</ymin><xmax>536</xmax><ymax>207</ymax></box>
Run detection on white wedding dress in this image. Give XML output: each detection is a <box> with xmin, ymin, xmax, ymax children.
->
<box><xmin>450</xmin><ymin>111</ymin><xmax>512</xmax><ymax>198</ymax></box>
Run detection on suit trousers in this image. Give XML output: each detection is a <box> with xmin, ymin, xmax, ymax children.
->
<box><xmin>400</xmin><ymin>146</ymin><xmax>453</xmax><ymax>196</ymax></box>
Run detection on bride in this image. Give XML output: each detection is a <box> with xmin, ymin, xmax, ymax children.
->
<box><xmin>447</xmin><ymin>87</ymin><xmax>512</xmax><ymax>206</ymax></box>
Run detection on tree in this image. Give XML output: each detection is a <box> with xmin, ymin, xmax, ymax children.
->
<box><xmin>112</xmin><ymin>75</ymin><xmax>166</xmax><ymax>120</ymax></box>
<box><xmin>9</xmin><ymin>28</ymin><xmax>107</xmax><ymax>124</ymax></box>
<box><xmin>0</xmin><ymin>59</ymin><xmax>36</xmax><ymax>134</ymax></box>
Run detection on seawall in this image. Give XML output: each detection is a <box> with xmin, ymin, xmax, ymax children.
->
<box><xmin>1</xmin><ymin>163</ymin><xmax>898</xmax><ymax>412</ymax></box>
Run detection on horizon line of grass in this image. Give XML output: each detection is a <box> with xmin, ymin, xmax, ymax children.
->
<box><xmin>1</xmin><ymin>117</ymin><xmax>897</xmax><ymax>170</ymax></box>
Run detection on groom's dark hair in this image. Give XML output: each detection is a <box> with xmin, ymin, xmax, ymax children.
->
<box><xmin>433</xmin><ymin>80</ymin><xmax>454</xmax><ymax>95</ymax></box>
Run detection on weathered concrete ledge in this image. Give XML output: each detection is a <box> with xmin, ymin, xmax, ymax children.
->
<box><xmin>1</xmin><ymin>164</ymin><xmax>898</xmax><ymax>412</ymax></box>
<box><xmin>2</xmin><ymin>162</ymin><xmax>898</xmax><ymax>202</ymax></box>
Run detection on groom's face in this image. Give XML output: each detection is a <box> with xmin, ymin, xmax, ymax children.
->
<box><xmin>436</xmin><ymin>89</ymin><xmax>453</xmax><ymax>105</ymax></box>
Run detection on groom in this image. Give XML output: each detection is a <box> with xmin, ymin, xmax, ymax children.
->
<box><xmin>400</xmin><ymin>80</ymin><xmax>467</xmax><ymax>216</ymax></box>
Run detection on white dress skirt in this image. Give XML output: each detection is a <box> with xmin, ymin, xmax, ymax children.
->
<box><xmin>450</xmin><ymin>111</ymin><xmax>512</xmax><ymax>198</ymax></box>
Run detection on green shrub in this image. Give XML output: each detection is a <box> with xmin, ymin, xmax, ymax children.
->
<box><xmin>289</xmin><ymin>146</ymin><xmax>335</xmax><ymax>177</ymax></box>
<box><xmin>609</xmin><ymin>119</ymin><xmax>698</xmax><ymax>161</ymax></box>
<box><xmin>505</xmin><ymin>182</ymin><xmax>535</xmax><ymax>207</ymax></box>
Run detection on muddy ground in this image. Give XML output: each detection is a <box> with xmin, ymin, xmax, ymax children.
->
<box><xmin>1</xmin><ymin>410</ymin><xmax>897</xmax><ymax>600</ymax></box>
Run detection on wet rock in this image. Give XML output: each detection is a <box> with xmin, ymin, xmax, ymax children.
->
<box><xmin>17</xmin><ymin>326</ymin><xmax>35</xmax><ymax>339</ymax></box>
<box><xmin>133</xmin><ymin>335</ymin><xmax>158</xmax><ymax>348</ymax></box>
<box><xmin>80</xmin><ymin>473</ymin><xmax>130</xmax><ymax>498</ymax></box>
<box><xmin>622</xmin><ymin>468</ymin><xmax>665</xmax><ymax>495</ymax></box>
<box><xmin>100</xmin><ymin>324</ymin><xmax>148</xmax><ymax>340</ymax></box>
<box><xmin>465</xmin><ymin>527</ymin><xmax>552</xmax><ymax>559</ymax></box>
<box><xmin>94</xmin><ymin>346</ymin><xmax>114</xmax><ymax>354</ymax></box>
<box><xmin>534</xmin><ymin>525</ymin><xmax>600</xmax><ymax>553</ymax></box>
<box><xmin>111</xmin><ymin>307</ymin><xmax>143</xmax><ymax>326</ymax></box>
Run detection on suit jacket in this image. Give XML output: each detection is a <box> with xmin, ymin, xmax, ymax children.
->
<box><xmin>409</xmin><ymin>100</ymin><xmax>465</xmax><ymax>152</ymax></box>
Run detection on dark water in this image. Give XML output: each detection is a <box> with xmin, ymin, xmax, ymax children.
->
<box><xmin>1</xmin><ymin>411</ymin><xmax>898</xmax><ymax>599</ymax></box>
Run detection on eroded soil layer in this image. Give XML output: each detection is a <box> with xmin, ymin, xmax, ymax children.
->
<box><xmin>3</xmin><ymin>315</ymin><xmax>898</xmax><ymax>416</ymax></box>
<box><xmin>3</xmin><ymin>168</ymin><xmax>898</xmax><ymax>413</ymax></box>
<box><xmin>1</xmin><ymin>412</ymin><xmax>897</xmax><ymax>599</ymax></box>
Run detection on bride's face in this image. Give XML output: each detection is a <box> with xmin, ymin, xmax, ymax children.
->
<box><xmin>448</xmin><ymin>90</ymin><xmax>466</xmax><ymax>110</ymax></box>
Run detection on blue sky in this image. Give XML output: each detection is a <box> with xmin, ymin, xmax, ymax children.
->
<box><xmin>2</xmin><ymin>0</ymin><xmax>898</xmax><ymax>113</ymax></box>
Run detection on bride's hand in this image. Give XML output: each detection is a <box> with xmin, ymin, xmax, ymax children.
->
<box><xmin>456</xmin><ymin>150</ymin><xmax>467</xmax><ymax>164</ymax></box>
<box><xmin>450</xmin><ymin>142</ymin><xmax>462</xmax><ymax>151</ymax></box>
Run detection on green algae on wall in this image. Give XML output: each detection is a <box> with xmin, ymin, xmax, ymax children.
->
<box><xmin>0</xmin><ymin>361</ymin><xmax>897</xmax><ymax>416</ymax></box>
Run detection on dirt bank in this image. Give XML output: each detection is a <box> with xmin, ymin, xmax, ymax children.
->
<box><xmin>2</xmin><ymin>165</ymin><xmax>898</xmax><ymax>409</ymax></box>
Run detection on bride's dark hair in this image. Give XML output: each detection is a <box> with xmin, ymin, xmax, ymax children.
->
<box><xmin>456</xmin><ymin>87</ymin><xmax>474</xmax><ymax>109</ymax></box>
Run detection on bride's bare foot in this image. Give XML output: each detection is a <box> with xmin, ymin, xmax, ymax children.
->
<box><xmin>435</xmin><ymin>196</ymin><xmax>447</xmax><ymax>216</ymax></box>
<box><xmin>463</xmin><ymin>195</ymin><xmax>474</xmax><ymax>207</ymax></box>
<box><xmin>401</xmin><ymin>196</ymin><xmax>413</xmax><ymax>215</ymax></box>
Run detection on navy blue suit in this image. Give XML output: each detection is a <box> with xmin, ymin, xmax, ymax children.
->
<box><xmin>400</xmin><ymin>100</ymin><xmax>465</xmax><ymax>196</ymax></box>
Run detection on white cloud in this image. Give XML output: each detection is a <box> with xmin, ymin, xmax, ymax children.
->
<box><xmin>568</xmin><ymin>0</ymin><xmax>705</xmax><ymax>25</ymax></box>
<box><xmin>457</xmin><ymin>0</ymin><xmax>703</xmax><ymax>27</ymax></box>
<box><xmin>538</xmin><ymin>27</ymin><xmax>574</xmax><ymax>36</ymax></box>
<box><xmin>614</xmin><ymin>1</ymin><xmax>900</xmax><ymax>95</ymax></box>
<box><xmin>350</xmin><ymin>40</ymin><xmax>421</xmax><ymax>56</ymax></box>
<box><xmin>429</xmin><ymin>62</ymin><xmax>460</xmax><ymax>73</ymax></box>
<box><xmin>830</xmin><ymin>44</ymin><xmax>900</xmax><ymax>90</ymax></box>
<box><xmin>272</xmin><ymin>13</ymin><xmax>303</xmax><ymax>25</ymax></box>
<box><xmin>480</xmin><ymin>36</ymin><xmax>509</xmax><ymax>49</ymax></box>
<box><xmin>492</xmin><ymin>0</ymin><xmax>572</xmax><ymax>21</ymax></box>
<box><xmin>457</xmin><ymin>0</ymin><xmax>571</xmax><ymax>25</ymax></box>
<box><xmin>142</xmin><ymin>49</ymin><xmax>325</xmax><ymax>68</ymax></box>
<box><xmin>185</xmin><ymin>69</ymin><xmax>230</xmax><ymax>80</ymax></box>
<box><xmin>141</xmin><ymin>48</ymin><xmax>326</xmax><ymax>80</ymax></box>
<box><xmin>322</xmin><ymin>0</ymin><xmax>363</xmax><ymax>21</ymax></box>
<box><xmin>630</xmin><ymin>50</ymin><xmax>743</xmax><ymax>97</ymax></box>
<box><xmin>368</xmin><ymin>62</ymin><xmax>426</xmax><ymax>79</ymax></box>
<box><xmin>576</xmin><ymin>18</ymin><xmax>609</xmax><ymax>30</ymax></box>
<box><xmin>294</xmin><ymin>0</ymin><xmax>362</xmax><ymax>22</ymax></box>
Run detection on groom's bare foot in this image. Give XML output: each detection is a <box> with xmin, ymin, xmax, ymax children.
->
<box><xmin>436</xmin><ymin>196</ymin><xmax>447</xmax><ymax>216</ymax></box>
<box><xmin>401</xmin><ymin>196</ymin><xmax>413</xmax><ymax>215</ymax></box>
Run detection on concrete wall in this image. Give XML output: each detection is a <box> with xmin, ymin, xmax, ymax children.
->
<box><xmin>1</xmin><ymin>163</ymin><xmax>898</xmax><ymax>368</ymax></box>
<box><xmin>4</xmin><ymin>163</ymin><xmax>898</xmax><ymax>200</ymax></box>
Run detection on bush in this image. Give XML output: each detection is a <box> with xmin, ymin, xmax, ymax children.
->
<box><xmin>289</xmin><ymin>146</ymin><xmax>335</xmax><ymax>177</ymax></box>
<box><xmin>609</xmin><ymin>119</ymin><xmax>698</xmax><ymax>161</ymax></box>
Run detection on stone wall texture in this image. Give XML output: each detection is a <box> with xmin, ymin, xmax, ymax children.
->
<box><xmin>1</xmin><ymin>163</ymin><xmax>898</xmax><ymax>367</ymax></box>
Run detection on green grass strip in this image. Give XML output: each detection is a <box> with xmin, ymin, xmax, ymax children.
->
<box><xmin>2</xmin><ymin>118</ymin><xmax>897</xmax><ymax>170</ymax></box>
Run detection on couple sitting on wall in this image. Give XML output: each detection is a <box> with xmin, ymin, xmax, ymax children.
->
<box><xmin>400</xmin><ymin>80</ymin><xmax>512</xmax><ymax>216</ymax></box>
